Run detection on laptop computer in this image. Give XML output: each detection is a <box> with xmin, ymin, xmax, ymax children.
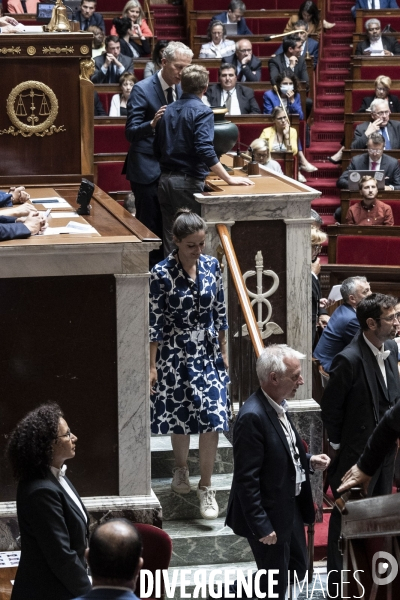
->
<box><xmin>37</xmin><ymin>1</ymin><xmax>80</xmax><ymax>22</ymax></box>
<box><xmin>347</xmin><ymin>169</ymin><xmax>385</xmax><ymax>191</ymax></box>
<box><xmin>225</xmin><ymin>23</ymin><xmax>238</xmax><ymax>35</ymax></box>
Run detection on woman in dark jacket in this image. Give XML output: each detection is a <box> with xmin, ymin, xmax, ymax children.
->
<box><xmin>113</xmin><ymin>16</ymin><xmax>150</xmax><ymax>59</ymax></box>
<box><xmin>8</xmin><ymin>403</ymin><xmax>91</xmax><ymax>600</ymax></box>
<box><xmin>357</xmin><ymin>75</ymin><xmax>400</xmax><ymax>113</ymax></box>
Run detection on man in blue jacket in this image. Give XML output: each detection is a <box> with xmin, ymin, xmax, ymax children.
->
<box><xmin>211</xmin><ymin>0</ymin><xmax>252</xmax><ymax>35</ymax></box>
<box><xmin>352</xmin><ymin>0</ymin><xmax>399</xmax><ymax>19</ymax></box>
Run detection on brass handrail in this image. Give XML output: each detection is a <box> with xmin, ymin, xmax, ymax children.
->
<box><xmin>216</xmin><ymin>224</ymin><xmax>264</xmax><ymax>358</ymax></box>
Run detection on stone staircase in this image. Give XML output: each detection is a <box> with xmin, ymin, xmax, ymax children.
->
<box><xmin>151</xmin><ymin>433</ymin><xmax>255</xmax><ymax>598</ymax></box>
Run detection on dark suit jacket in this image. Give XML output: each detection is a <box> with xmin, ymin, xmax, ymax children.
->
<box><xmin>314</xmin><ymin>303</ymin><xmax>360</xmax><ymax>372</ymax></box>
<box><xmin>91</xmin><ymin>53</ymin><xmax>133</xmax><ymax>84</ymax></box>
<box><xmin>351</xmin><ymin>119</ymin><xmax>400</xmax><ymax>149</ymax></box>
<box><xmin>222</xmin><ymin>53</ymin><xmax>261</xmax><ymax>82</ymax></box>
<box><xmin>320</xmin><ymin>332</ymin><xmax>400</xmax><ymax>497</ymax></box>
<box><xmin>205</xmin><ymin>83</ymin><xmax>260</xmax><ymax>114</ymax></box>
<box><xmin>73</xmin><ymin>588</ymin><xmax>139</xmax><ymax>600</ymax></box>
<box><xmin>125</xmin><ymin>73</ymin><xmax>182</xmax><ymax>184</ymax></box>
<box><xmin>212</xmin><ymin>12</ymin><xmax>252</xmax><ymax>35</ymax></box>
<box><xmin>356</xmin><ymin>35</ymin><xmax>400</xmax><ymax>56</ymax></box>
<box><xmin>357</xmin><ymin>93</ymin><xmax>400</xmax><ymax>113</ymax></box>
<box><xmin>12</xmin><ymin>472</ymin><xmax>91</xmax><ymax>600</ymax></box>
<box><xmin>77</xmin><ymin>10</ymin><xmax>105</xmax><ymax>32</ymax></box>
<box><xmin>0</xmin><ymin>216</ymin><xmax>30</xmax><ymax>241</ymax></box>
<box><xmin>337</xmin><ymin>152</ymin><xmax>400</xmax><ymax>189</ymax></box>
<box><xmin>119</xmin><ymin>36</ymin><xmax>151</xmax><ymax>59</ymax></box>
<box><xmin>268</xmin><ymin>53</ymin><xmax>309</xmax><ymax>89</ymax></box>
<box><xmin>275</xmin><ymin>37</ymin><xmax>319</xmax><ymax>68</ymax></box>
<box><xmin>358</xmin><ymin>400</ymin><xmax>400</xmax><ymax>476</ymax></box>
<box><xmin>225</xmin><ymin>388</ymin><xmax>315</xmax><ymax>542</ymax></box>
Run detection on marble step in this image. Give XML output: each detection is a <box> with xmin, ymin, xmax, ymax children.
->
<box><xmin>151</xmin><ymin>433</ymin><xmax>233</xmax><ymax>478</ymax></box>
<box><xmin>164</xmin><ymin>517</ymin><xmax>253</xmax><ymax>567</ymax></box>
<box><xmin>152</xmin><ymin>473</ymin><xmax>232</xmax><ymax>521</ymax></box>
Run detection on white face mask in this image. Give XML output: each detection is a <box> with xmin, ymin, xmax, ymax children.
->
<box><xmin>280</xmin><ymin>84</ymin><xmax>294</xmax><ymax>94</ymax></box>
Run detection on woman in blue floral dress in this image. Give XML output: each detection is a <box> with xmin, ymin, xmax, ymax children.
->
<box><xmin>149</xmin><ymin>210</ymin><xmax>230</xmax><ymax>519</ymax></box>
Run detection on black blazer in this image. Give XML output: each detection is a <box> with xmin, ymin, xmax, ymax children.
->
<box><xmin>337</xmin><ymin>152</ymin><xmax>400</xmax><ymax>189</ymax></box>
<box><xmin>357</xmin><ymin>94</ymin><xmax>400</xmax><ymax>113</ymax></box>
<box><xmin>225</xmin><ymin>389</ymin><xmax>315</xmax><ymax>542</ymax></box>
<box><xmin>222</xmin><ymin>53</ymin><xmax>262</xmax><ymax>82</ymax></box>
<box><xmin>205</xmin><ymin>83</ymin><xmax>261</xmax><ymax>114</ymax></box>
<box><xmin>91</xmin><ymin>53</ymin><xmax>134</xmax><ymax>84</ymax></box>
<box><xmin>356</xmin><ymin>35</ymin><xmax>400</xmax><ymax>56</ymax></box>
<box><xmin>351</xmin><ymin>119</ymin><xmax>400</xmax><ymax>149</ymax></box>
<box><xmin>12</xmin><ymin>472</ymin><xmax>91</xmax><ymax>600</ymax></box>
<box><xmin>268</xmin><ymin>53</ymin><xmax>309</xmax><ymax>89</ymax></box>
<box><xmin>119</xmin><ymin>36</ymin><xmax>151</xmax><ymax>58</ymax></box>
<box><xmin>125</xmin><ymin>73</ymin><xmax>182</xmax><ymax>184</ymax></box>
<box><xmin>76</xmin><ymin>10</ymin><xmax>105</xmax><ymax>32</ymax></box>
<box><xmin>320</xmin><ymin>333</ymin><xmax>400</xmax><ymax>497</ymax></box>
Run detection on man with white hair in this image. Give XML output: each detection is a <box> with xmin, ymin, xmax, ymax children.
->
<box><xmin>355</xmin><ymin>18</ymin><xmax>400</xmax><ymax>55</ymax></box>
<box><xmin>125</xmin><ymin>41</ymin><xmax>193</xmax><ymax>265</ymax></box>
<box><xmin>351</xmin><ymin>98</ymin><xmax>400</xmax><ymax>149</ymax></box>
<box><xmin>226</xmin><ymin>344</ymin><xmax>330</xmax><ymax>599</ymax></box>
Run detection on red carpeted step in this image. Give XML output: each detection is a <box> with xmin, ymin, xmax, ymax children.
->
<box><xmin>311</xmin><ymin>197</ymin><xmax>340</xmax><ymax>210</ymax></box>
<box><xmin>313</xmin><ymin>108</ymin><xmax>348</xmax><ymax>123</ymax></box>
<box><xmin>317</xmin><ymin>81</ymin><xmax>345</xmax><ymax>95</ymax></box>
<box><xmin>318</xmin><ymin>69</ymin><xmax>350</xmax><ymax>82</ymax></box>
<box><xmin>319</xmin><ymin>58</ymin><xmax>351</xmax><ymax>70</ymax></box>
<box><xmin>311</xmin><ymin>124</ymin><xmax>344</xmax><ymax>144</ymax></box>
<box><xmin>323</xmin><ymin>34</ymin><xmax>353</xmax><ymax>47</ymax></box>
<box><xmin>304</xmin><ymin>163</ymin><xmax>341</xmax><ymax>179</ymax></box>
<box><xmin>316</xmin><ymin>95</ymin><xmax>345</xmax><ymax>109</ymax></box>
<box><xmin>154</xmin><ymin>25</ymin><xmax>186</xmax><ymax>37</ymax></box>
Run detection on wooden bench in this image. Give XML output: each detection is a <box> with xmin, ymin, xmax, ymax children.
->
<box><xmin>344</xmin><ymin>112</ymin><xmax>400</xmax><ymax>148</ymax></box>
<box><xmin>344</xmin><ymin>79</ymin><xmax>400</xmax><ymax>114</ymax></box>
<box><xmin>327</xmin><ymin>225</ymin><xmax>400</xmax><ymax>264</ymax></box>
<box><xmin>355</xmin><ymin>9</ymin><xmax>400</xmax><ymax>34</ymax></box>
<box><xmin>340</xmin><ymin>188</ymin><xmax>400</xmax><ymax>223</ymax></box>
<box><xmin>350</xmin><ymin>54</ymin><xmax>400</xmax><ymax>81</ymax></box>
<box><xmin>320</xmin><ymin>263</ymin><xmax>400</xmax><ymax>300</ymax></box>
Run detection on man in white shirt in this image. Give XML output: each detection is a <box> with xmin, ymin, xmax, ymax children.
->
<box><xmin>355</xmin><ymin>18</ymin><xmax>400</xmax><ymax>55</ymax></box>
<box><xmin>321</xmin><ymin>293</ymin><xmax>400</xmax><ymax>597</ymax></box>
<box><xmin>204</xmin><ymin>63</ymin><xmax>260</xmax><ymax>114</ymax></box>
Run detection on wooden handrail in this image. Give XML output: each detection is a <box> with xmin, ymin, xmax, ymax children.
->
<box><xmin>216</xmin><ymin>224</ymin><xmax>264</xmax><ymax>358</ymax></box>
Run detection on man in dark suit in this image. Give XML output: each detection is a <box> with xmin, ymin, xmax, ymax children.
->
<box><xmin>351</xmin><ymin>99</ymin><xmax>400</xmax><ymax>149</ymax></box>
<box><xmin>339</xmin><ymin>132</ymin><xmax>400</xmax><ymax>189</ymax></box>
<box><xmin>72</xmin><ymin>519</ymin><xmax>143</xmax><ymax>600</ymax></box>
<box><xmin>274</xmin><ymin>20</ymin><xmax>319</xmax><ymax>69</ymax></box>
<box><xmin>91</xmin><ymin>36</ymin><xmax>133</xmax><ymax>84</ymax></box>
<box><xmin>76</xmin><ymin>0</ymin><xmax>105</xmax><ymax>32</ymax></box>
<box><xmin>321</xmin><ymin>293</ymin><xmax>400</xmax><ymax>597</ymax></box>
<box><xmin>268</xmin><ymin>36</ymin><xmax>309</xmax><ymax>89</ymax></box>
<box><xmin>205</xmin><ymin>63</ymin><xmax>260</xmax><ymax>114</ymax></box>
<box><xmin>222</xmin><ymin>39</ymin><xmax>261</xmax><ymax>82</ymax></box>
<box><xmin>352</xmin><ymin>0</ymin><xmax>399</xmax><ymax>19</ymax></box>
<box><xmin>211</xmin><ymin>0</ymin><xmax>252</xmax><ymax>36</ymax></box>
<box><xmin>125</xmin><ymin>41</ymin><xmax>193</xmax><ymax>265</ymax></box>
<box><xmin>226</xmin><ymin>344</ymin><xmax>330</xmax><ymax>599</ymax></box>
<box><xmin>314</xmin><ymin>276</ymin><xmax>371</xmax><ymax>372</ymax></box>
<box><xmin>355</xmin><ymin>17</ymin><xmax>400</xmax><ymax>55</ymax></box>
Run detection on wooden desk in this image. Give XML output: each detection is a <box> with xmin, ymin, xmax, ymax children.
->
<box><xmin>0</xmin><ymin>568</ymin><xmax>16</xmax><ymax>600</ymax></box>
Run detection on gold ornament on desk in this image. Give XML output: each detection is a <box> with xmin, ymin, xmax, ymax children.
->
<box><xmin>45</xmin><ymin>0</ymin><xmax>71</xmax><ymax>32</ymax></box>
<box><xmin>0</xmin><ymin>81</ymin><xmax>66</xmax><ymax>137</ymax></box>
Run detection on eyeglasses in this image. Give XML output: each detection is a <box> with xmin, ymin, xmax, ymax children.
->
<box><xmin>57</xmin><ymin>429</ymin><xmax>72</xmax><ymax>439</ymax></box>
<box><xmin>376</xmin><ymin>87</ymin><xmax>388</xmax><ymax>93</ymax></box>
<box><xmin>312</xmin><ymin>244</ymin><xmax>322</xmax><ymax>252</ymax></box>
<box><xmin>375</xmin><ymin>312</ymin><xmax>400</xmax><ymax>323</ymax></box>
<box><xmin>374</xmin><ymin>111</ymin><xmax>390</xmax><ymax>116</ymax></box>
<box><xmin>367</xmin><ymin>148</ymin><xmax>383</xmax><ymax>154</ymax></box>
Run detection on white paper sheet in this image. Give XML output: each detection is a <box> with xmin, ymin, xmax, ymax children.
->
<box><xmin>328</xmin><ymin>285</ymin><xmax>343</xmax><ymax>302</ymax></box>
<box><xmin>49</xmin><ymin>212</ymin><xmax>79</xmax><ymax>219</ymax></box>
<box><xmin>0</xmin><ymin>551</ymin><xmax>20</xmax><ymax>568</ymax></box>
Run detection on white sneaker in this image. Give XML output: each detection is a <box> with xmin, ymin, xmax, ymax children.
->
<box><xmin>197</xmin><ymin>484</ymin><xmax>219</xmax><ymax>519</ymax></box>
<box><xmin>171</xmin><ymin>467</ymin><xmax>191</xmax><ymax>494</ymax></box>
<box><xmin>298</xmin><ymin>172</ymin><xmax>307</xmax><ymax>183</ymax></box>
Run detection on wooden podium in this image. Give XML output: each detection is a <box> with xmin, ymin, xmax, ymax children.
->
<box><xmin>0</xmin><ymin>32</ymin><xmax>94</xmax><ymax>185</ymax></box>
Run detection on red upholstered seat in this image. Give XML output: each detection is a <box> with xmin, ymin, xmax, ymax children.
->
<box><xmin>352</xmin><ymin>90</ymin><xmax>373</xmax><ymax>112</ymax></box>
<box><xmin>349</xmin><ymin>199</ymin><xmax>400</xmax><ymax>225</ymax></box>
<box><xmin>94</xmin><ymin>125</ymin><xmax>129</xmax><ymax>153</ymax></box>
<box><xmin>97</xmin><ymin>92</ymin><xmax>111</xmax><ymax>114</ymax></box>
<box><xmin>193</xmin><ymin>0</ymin><xmax>302</xmax><ymax>7</ymax></box>
<box><xmin>96</xmin><ymin>0</ymin><xmax>125</xmax><ymax>10</ymax></box>
<box><xmin>95</xmin><ymin>161</ymin><xmax>129</xmax><ymax>193</ymax></box>
<box><xmin>360</xmin><ymin>66</ymin><xmax>392</xmax><ymax>81</ymax></box>
<box><xmin>134</xmin><ymin>523</ymin><xmax>172</xmax><ymax>600</ymax></box>
<box><xmin>336</xmin><ymin>235</ymin><xmax>400</xmax><ymax>265</ymax></box>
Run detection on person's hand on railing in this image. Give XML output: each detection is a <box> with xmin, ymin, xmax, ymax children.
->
<box><xmin>337</xmin><ymin>464</ymin><xmax>371</xmax><ymax>495</ymax></box>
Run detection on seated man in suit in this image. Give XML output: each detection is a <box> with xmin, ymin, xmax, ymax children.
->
<box><xmin>6</xmin><ymin>0</ymin><xmax>39</xmax><ymax>13</ymax></box>
<box><xmin>314</xmin><ymin>276</ymin><xmax>371</xmax><ymax>373</ymax></box>
<box><xmin>222</xmin><ymin>39</ymin><xmax>261</xmax><ymax>82</ymax></box>
<box><xmin>274</xmin><ymin>20</ymin><xmax>319</xmax><ymax>69</ymax></box>
<box><xmin>77</xmin><ymin>0</ymin><xmax>105</xmax><ymax>32</ymax></box>
<box><xmin>351</xmin><ymin>99</ymin><xmax>400</xmax><ymax>149</ymax></box>
<box><xmin>211</xmin><ymin>0</ymin><xmax>252</xmax><ymax>36</ymax></box>
<box><xmin>355</xmin><ymin>18</ymin><xmax>400</xmax><ymax>55</ymax></box>
<box><xmin>91</xmin><ymin>36</ymin><xmax>133</xmax><ymax>84</ymax></box>
<box><xmin>269</xmin><ymin>35</ymin><xmax>308</xmax><ymax>89</ymax></box>
<box><xmin>351</xmin><ymin>0</ymin><xmax>399</xmax><ymax>19</ymax></box>
<box><xmin>321</xmin><ymin>293</ymin><xmax>400</xmax><ymax>598</ymax></box>
<box><xmin>73</xmin><ymin>519</ymin><xmax>143</xmax><ymax>600</ymax></box>
<box><xmin>346</xmin><ymin>175</ymin><xmax>394</xmax><ymax>225</ymax></box>
<box><xmin>339</xmin><ymin>132</ymin><xmax>400</xmax><ymax>190</ymax></box>
<box><xmin>205</xmin><ymin>63</ymin><xmax>260</xmax><ymax>114</ymax></box>
<box><xmin>226</xmin><ymin>344</ymin><xmax>330</xmax><ymax>600</ymax></box>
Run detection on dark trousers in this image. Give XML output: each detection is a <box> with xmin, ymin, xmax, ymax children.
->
<box><xmin>246</xmin><ymin>500</ymin><xmax>308</xmax><ymax>600</ymax></box>
<box><xmin>158</xmin><ymin>172</ymin><xmax>204</xmax><ymax>257</ymax></box>
<box><xmin>130</xmin><ymin>179</ymin><xmax>164</xmax><ymax>267</ymax></box>
<box><xmin>327</xmin><ymin>448</ymin><xmax>395</xmax><ymax>597</ymax></box>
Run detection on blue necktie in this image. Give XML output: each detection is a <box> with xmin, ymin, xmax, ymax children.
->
<box><xmin>166</xmin><ymin>87</ymin><xmax>174</xmax><ymax>104</ymax></box>
<box><xmin>381</xmin><ymin>127</ymin><xmax>392</xmax><ymax>149</ymax></box>
<box><xmin>371</xmin><ymin>0</ymin><xmax>376</xmax><ymax>8</ymax></box>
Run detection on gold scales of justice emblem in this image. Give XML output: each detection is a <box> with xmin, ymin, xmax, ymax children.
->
<box><xmin>0</xmin><ymin>81</ymin><xmax>66</xmax><ymax>137</ymax></box>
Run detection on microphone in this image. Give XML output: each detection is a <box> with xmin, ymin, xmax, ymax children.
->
<box><xmin>263</xmin><ymin>29</ymin><xmax>305</xmax><ymax>42</ymax></box>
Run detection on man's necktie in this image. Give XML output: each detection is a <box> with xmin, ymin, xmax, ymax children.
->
<box><xmin>225</xmin><ymin>91</ymin><xmax>233</xmax><ymax>114</ymax></box>
<box><xmin>371</xmin><ymin>0</ymin><xmax>376</xmax><ymax>9</ymax></box>
<box><xmin>20</xmin><ymin>0</ymin><xmax>27</xmax><ymax>12</ymax></box>
<box><xmin>371</xmin><ymin>161</ymin><xmax>378</xmax><ymax>170</ymax></box>
<box><xmin>381</xmin><ymin>127</ymin><xmax>392</xmax><ymax>149</ymax></box>
<box><xmin>166</xmin><ymin>87</ymin><xmax>174</xmax><ymax>104</ymax></box>
<box><xmin>108</xmin><ymin>63</ymin><xmax>117</xmax><ymax>83</ymax></box>
<box><xmin>84</xmin><ymin>19</ymin><xmax>89</xmax><ymax>30</ymax></box>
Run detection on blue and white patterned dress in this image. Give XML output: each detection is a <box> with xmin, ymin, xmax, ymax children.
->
<box><xmin>149</xmin><ymin>252</ymin><xmax>231</xmax><ymax>435</ymax></box>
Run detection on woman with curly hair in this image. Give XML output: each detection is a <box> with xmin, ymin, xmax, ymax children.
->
<box><xmin>7</xmin><ymin>403</ymin><xmax>91</xmax><ymax>600</ymax></box>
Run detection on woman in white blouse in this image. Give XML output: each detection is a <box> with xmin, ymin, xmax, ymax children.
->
<box><xmin>109</xmin><ymin>72</ymin><xmax>137</xmax><ymax>117</ymax></box>
<box><xmin>199</xmin><ymin>21</ymin><xmax>235</xmax><ymax>59</ymax></box>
